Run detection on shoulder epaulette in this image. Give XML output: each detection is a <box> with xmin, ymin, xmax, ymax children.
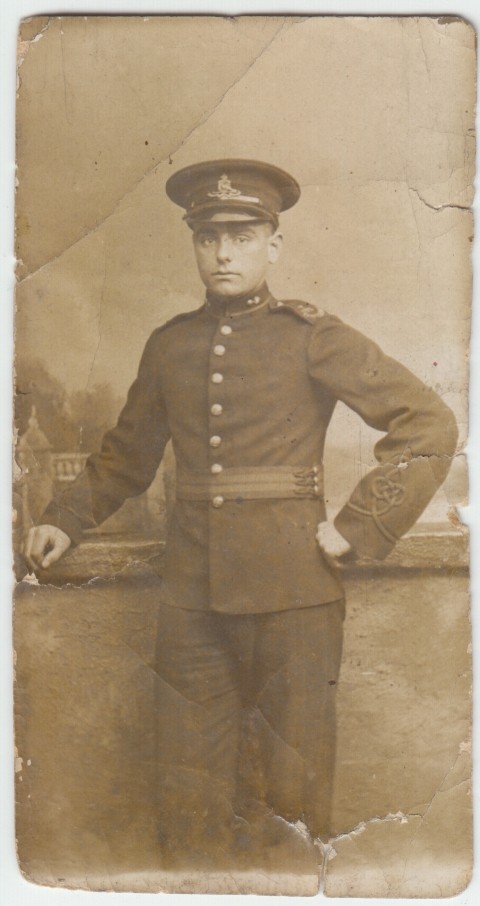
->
<box><xmin>271</xmin><ymin>299</ymin><xmax>325</xmax><ymax>325</ymax></box>
<box><xmin>155</xmin><ymin>305</ymin><xmax>205</xmax><ymax>335</ymax></box>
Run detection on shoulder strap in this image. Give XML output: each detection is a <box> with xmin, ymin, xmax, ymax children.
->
<box><xmin>272</xmin><ymin>298</ymin><xmax>325</xmax><ymax>325</ymax></box>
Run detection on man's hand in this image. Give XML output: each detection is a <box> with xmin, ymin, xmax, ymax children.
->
<box><xmin>316</xmin><ymin>521</ymin><xmax>352</xmax><ymax>561</ymax></box>
<box><xmin>24</xmin><ymin>525</ymin><xmax>72</xmax><ymax>571</ymax></box>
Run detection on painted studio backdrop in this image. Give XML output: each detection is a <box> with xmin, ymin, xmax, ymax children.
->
<box><xmin>14</xmin><ymin>15</ymin><xmax>473</xmax><ymax>897</ymax></box>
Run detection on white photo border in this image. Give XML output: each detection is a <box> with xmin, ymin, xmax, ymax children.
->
<box><xmin>1</xmin><ymin>3</ymin><xmax>478</xmax><ymax>905</ymax></box>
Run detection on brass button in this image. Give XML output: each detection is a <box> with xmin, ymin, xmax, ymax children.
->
<box><xmin>220</xmin><ymin>325</ymin><xmax>232</xmax><ymax>336</ymax></box>
<box><xmin>211</xmin><ymin>404</ymin><xmax>223</xmax><ymax>416</ymax></box>
<box><xmin>211</xmin><ymin>463</ymin><xmax>223</xmax><ymax>474</ymax></box>
<box><xmin>212</xmin><ymin>496</ymin><xmax>224</xmax><ymax>508</ymax></box>
<box><xmin>211</xmin><ymin>373</ymin><xmax>223</xmax><ymax>384</ymax></box>
<box><xmin>213</xmin><ymin>345</ymin><xmax>226</xmax><ymax>356</ymax></box>
<box><xmin>209</xmin><ymin>435</ymin><xmax>222</xmax><ymax>448</ymax></box>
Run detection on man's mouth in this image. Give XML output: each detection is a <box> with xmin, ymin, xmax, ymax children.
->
<box><xmin>212</xmin><ymin>271</ymin><xmax>239</xmax><ymax>277</ymax></box>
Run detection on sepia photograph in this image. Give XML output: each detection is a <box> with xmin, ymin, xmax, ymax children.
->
<box><xmin>12</xmin><ymin>13</ymin><xmax>474</xmax><ymax>897</ymax></box>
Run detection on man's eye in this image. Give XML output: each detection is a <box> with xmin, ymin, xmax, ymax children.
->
<box><xmin>235</xmin><ymin>235</ymin><xmax>249</xmax><ymax>244</ymax></box>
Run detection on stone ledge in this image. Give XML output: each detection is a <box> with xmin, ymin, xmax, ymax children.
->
<box><xmin>357</xmin><ymin>524</ymin><xmax>469</xmax><ymax>571</ymax></box>
<box><xmin>16</xmin><ymin>523</ymin><xmax>469</xmax><ymax>587</ymax></box>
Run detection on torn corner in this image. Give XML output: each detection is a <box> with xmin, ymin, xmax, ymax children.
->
<box><xmin>17</xmin><ymin>17</ymin><xmax>52</xmax><ymax>70</ymax></box>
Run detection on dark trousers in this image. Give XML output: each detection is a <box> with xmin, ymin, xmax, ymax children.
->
<box><xmin>154</xmin><ymin>598</ymin><xmax>345</xmax><ymax>854</ymax></box>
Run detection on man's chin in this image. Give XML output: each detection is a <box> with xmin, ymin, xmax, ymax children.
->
<box><xmin>207</xmin><ymin>278</ymin><xmax>247</xmax><ymax>298</ymax></box>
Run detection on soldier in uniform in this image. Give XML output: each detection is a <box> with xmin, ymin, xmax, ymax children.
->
<box><xmin>25</xmin><ymin>159</ymin><xmax>458</xmax><ymax>866</ymax></box>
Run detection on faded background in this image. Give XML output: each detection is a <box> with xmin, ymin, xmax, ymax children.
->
<box><xmin>14</xmin><ymin>14</ymin><xmax>474</xmax><ymax>897</ymax></box>
<box><xmin>15</xmin><ymin>14</ymin><xmax>473</xmax><ymax>520</ymax></box>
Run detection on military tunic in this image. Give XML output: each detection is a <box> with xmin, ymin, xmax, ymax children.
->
<box><xmin>42</xmin><ymin>282</ymin><xmax>458</xmax><ymax>614</ymax></box>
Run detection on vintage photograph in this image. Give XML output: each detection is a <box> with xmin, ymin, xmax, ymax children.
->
<box><xmin>13</xmin><ymin>15</ymin><xmax>473</xmax><ymax>897</ymax></box>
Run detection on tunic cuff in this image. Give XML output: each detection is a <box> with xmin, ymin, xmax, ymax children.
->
<box><xmin>334</xmin><ymin>504</ymin><xmax>396</xmax><ymax>561</ymax></box>
<box><xmin>37</xmin><ymin>503</ymin><xmax>85</xmax><ymax>547</ymax></box>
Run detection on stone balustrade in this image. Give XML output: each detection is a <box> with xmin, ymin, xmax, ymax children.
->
<box><xmin>51</xmin><ymin>452</ymin><xmax>90</xmax><ymax>482</ymax></box>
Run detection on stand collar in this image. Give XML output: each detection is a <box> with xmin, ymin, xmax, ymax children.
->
<box><xmin>205</xmin><ymin>282</ymin><xmax>272</xmax><ymax>317</ymax></box>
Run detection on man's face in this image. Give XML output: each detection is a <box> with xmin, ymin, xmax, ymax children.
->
<box><xmin>192</xmin><ymin>220</ymin><xmax>283</xmax><ymax>298</ymax></box>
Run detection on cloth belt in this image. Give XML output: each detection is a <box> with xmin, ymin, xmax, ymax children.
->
<box><xmin>176</xmin><ymin>465</ymin><xmax>324</xmax><ymax>502</ymax></box>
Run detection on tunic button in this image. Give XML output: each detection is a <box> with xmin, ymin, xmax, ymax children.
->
<box><xmin>209</xmin><ymin>435</ymin><xmax>222</xmax><ymax>448</ymax></box>
<box><xmin>220</xmin><ymin>325</ymin><xmax>232</xmax><ymax>336</ymax></box>
<box><xmin>211</xmin><ymin>403</ymin><xmax>223</xmax><ymax>416</ymax></box>
<box><xmin>211</xmin><ymin>463</ymin><xmax>223</xmax><ymax>474</ymax></box>
<box><xmin>213</xmin><ymin>345</ymin><xmax>226</xmax><ymax>356</ymax></box>
<box><xmin>211</xmin><ymin>373</ymin><xmax>223</xmax><ymax>384</ymax></box>
<box><xmin>212</xmin><ymin>496</ymin><xmax>224</xmax><ymax>508</ymax></box>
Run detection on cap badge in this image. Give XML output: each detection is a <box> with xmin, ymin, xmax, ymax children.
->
<box><xmin>208</xmin><ymin>174</ymin><xmax>242</xmax><ymax>200</ymax></box>
<box><xmin>208</xmin><ymin>174</ymin><xmax>260</xmax><ymax>204</ymax></box>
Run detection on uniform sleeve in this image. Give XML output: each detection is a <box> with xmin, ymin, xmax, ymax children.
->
<box><xmin>307</xmin><ymin>314</ymin><xmax>458</xmax><ymax>559</ymax></box>
<box><xmin>39</xmin><ymin>331</ymin><xmax>171</xmax><ymax>545</ymax></box>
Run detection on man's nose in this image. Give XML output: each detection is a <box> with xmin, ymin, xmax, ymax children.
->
<box><xmin>216</xmin><ymin>237</ymin><xmax>233</xmax><ymax>261</ymax></box>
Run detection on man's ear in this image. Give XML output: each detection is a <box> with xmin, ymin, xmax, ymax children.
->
<box><xmin>267</xmin><ymin>230</ymin><xmax>283</xmax><ymax>264</ymax></box>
